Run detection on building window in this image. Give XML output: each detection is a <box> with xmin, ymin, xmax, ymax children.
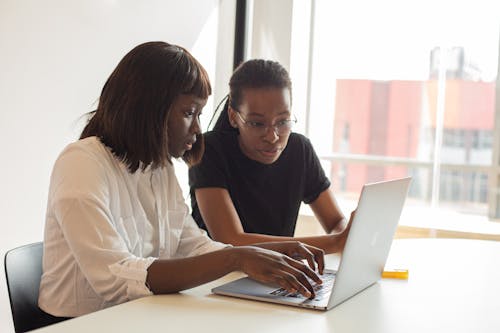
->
<box><xmin>291</xmin><ymin>0</ymin><xmax>500</xmax><ymax>221</ymax></box>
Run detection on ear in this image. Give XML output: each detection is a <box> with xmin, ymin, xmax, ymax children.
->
<box><xmin>227</xmin><ymin>107</ymin><xmax>238</xmax><ymax>128</ymax></box>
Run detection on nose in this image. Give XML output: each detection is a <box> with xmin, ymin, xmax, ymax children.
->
<box><xmin>191</xmin><ymin>116</ymin><xmax>202</xmax><ymax>135</ymax></box>
<box><xmin>263</xmin><ymin>125</ymin><xmax>279</xmax><ymax>143</ymax></box>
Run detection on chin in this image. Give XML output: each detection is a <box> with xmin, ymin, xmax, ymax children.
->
<box><xmin>255</xmin><ymin>151</ymin><xmax>282</xmax><ymax>165</ymax></box>
<box><xmin>262</xmin><ymin>159</ymin><xmax>279</xmax><ymax>165</ymax></box>
<box><xmin>170</xmin><ymin>150</ymin><xmax>184</xmax><ymax>159</ymax></box>
<box><xmin>255</xmin><ymin>155</ymin><xmax>280</xmax><ymax>165</ymax></box>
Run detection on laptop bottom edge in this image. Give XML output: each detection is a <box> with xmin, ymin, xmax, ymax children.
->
<box><xmin>211</xmin><ymin>289</ymin><xmax>329</xmax><ymax>311</ymax></box>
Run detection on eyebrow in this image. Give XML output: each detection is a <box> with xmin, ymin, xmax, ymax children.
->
<box><xmin>245</xmin><ymin>110</ymin><xmax>291</xmax><ymax>118</ymax></box>
<box><xmin>182</xmin><ymin>95</ymin><xmax>206</xmax><ymax>107</ymax></box>
<box><xmin>181</xmin><ymin>101</ymin><xmax>204</xmax><ymax>109</ymax></box>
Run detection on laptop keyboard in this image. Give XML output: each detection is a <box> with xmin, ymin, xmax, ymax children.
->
<box><xmin>269</xmin><ymin>271</ymin><xmax>336</xmax><ymax>301</ymax></box>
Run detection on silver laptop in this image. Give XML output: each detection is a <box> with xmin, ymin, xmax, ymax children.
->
<box><xmin>212</xmin><ymin>177</ymin><xmax>411</xmax><ymax>310</ymax></box>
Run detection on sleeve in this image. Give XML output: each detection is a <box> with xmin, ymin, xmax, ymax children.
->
<box><xmin>51</xmin><ymin>149</ymin><xmax>154</xmax><ymax>304</ymax></box>
<box><xmin>301</xmin><ymin>136</ymin><xmax>331</xmax><ymax>204</ymax></box>
<box><xmin>174</xmin><ymin>215</ymin><xmax>229</xmax><ymax>258</ymax></box>
<box><xmin>189</xmin><ymin>133</ymin><xmax>229</xmax><ymax>190</ymax></box>
<box><xmin>171</xmin><ymin>177</ymin><xmax>229</xmax><ymax>258</ymax></box>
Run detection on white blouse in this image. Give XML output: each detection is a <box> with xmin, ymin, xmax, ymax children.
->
<box><xmin>39</xmin><ymin>137</ymin><xmax>227</xmax><ymax>317</ymax></box>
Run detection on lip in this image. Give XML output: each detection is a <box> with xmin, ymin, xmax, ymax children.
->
<box><xmin>184</xmin><ymin>137</ymin><xmax>196</xmax><ymax>151</ymax></box>
<box><xmin>258</xmin><ymin>148</ymin><xmax>281</xmax><ymax>159</ymax></box>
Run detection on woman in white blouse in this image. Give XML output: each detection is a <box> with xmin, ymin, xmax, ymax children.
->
<box><xmin>38</xmin><ymin>41</ymin><xmax>325</xmax><ymax>318</ymax></box>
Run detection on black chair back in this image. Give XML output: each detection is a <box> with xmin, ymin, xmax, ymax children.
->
<box><xmin>4</xmin><ymin>242</ymin><xmax>68</xmax><ymax>332</ymax></box>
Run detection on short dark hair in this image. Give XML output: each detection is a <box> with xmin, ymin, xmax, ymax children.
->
<box><xmin>81</xmin><ymin>41</ymin><xmax>211</xmax><ymax>172</ymax></box>
<box><xmin>212</xmin><ymin>59</ymin><xmax>292</xmax><ymax>132</ymax></box>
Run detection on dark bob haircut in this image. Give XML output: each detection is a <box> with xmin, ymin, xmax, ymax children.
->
<box><xmin>81</xmin><ymin>41</ymin><xmax>211</xmax><ymax>172</ymax></box>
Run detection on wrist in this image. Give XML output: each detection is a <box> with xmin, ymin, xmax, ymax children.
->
<box><xmin>252</xmin><ymin>241</ymin><xmax>278</xmax><ymax>252</ymax></box>
<box><xmin>226</xmin><ymin>246</ymin><xmax>247</xmax><ymax>272</ymax></box>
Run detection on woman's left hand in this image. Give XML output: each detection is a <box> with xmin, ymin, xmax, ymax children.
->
<box><xmin>252</xmin><ymin>241</ymin><xmax>325</xmax><ymax>274</ymax></box>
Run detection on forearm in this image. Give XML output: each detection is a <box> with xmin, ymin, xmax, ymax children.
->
<box><xmin>215</xmin><ymin>232</ymin><xmax>297</xmax><ymax>246</ymax></box>
<box><xmin>219</xmin><ymin>232</ymin><xmax>338</xmax><ymax>254</ymax></box>
<box><xmin>327</xmin><ymin>217</ymin><xmax>348</xmax><ymax>234</ymax></box>
<box><xmin>146</xmin><ymin>247</ymin><xmax>240</xmax><ymax>294</ymax></box>
<box><xmin>296</xmin><ymin>235</ymin><xmax>341</xmax><ymax>254</ymax></box>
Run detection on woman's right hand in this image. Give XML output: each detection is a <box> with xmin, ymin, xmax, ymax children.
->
<box><xmin>231</xmin><ymin>246</ymin><xmax>322</xmax><ymax>298</ymax></box>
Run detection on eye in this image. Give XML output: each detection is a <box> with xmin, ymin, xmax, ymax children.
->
<box><xmin>276</xmin><ymin>119</ymin><xmax>291</xmax><ymax>127</ymax></box>
<box><xmin>184</xmin><ymin>109</ymin><xmax>196</xmax><ymax>117</ymax></box>
<box><xmin>248</xmin><ymin>121</ymin><xmax>265</xmax><ymax>128</ymax></box>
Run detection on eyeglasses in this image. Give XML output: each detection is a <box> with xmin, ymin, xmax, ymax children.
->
<box><xmin>234</xmin><ymin>110</ymin><xmax>297</xmax><ymax>136</ymax></box>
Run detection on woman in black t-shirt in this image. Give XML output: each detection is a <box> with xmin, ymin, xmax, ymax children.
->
<box><xmin>189</xmin><ymin>59</ymin><xmax>354</xmax><ymax>254</ymax></box>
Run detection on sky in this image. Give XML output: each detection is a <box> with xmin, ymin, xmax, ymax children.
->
<box><xmin>314</xmin><ymin>0</ymin><xmax>500</xmax><ymax>81</ymax></box>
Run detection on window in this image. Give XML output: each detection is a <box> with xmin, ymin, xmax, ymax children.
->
<box><xmin>243</xmin><ymin>0</ymin><xmax>500</xmax><ymax>232</ymax></box>
<box><xmin>286</xmin><ymin>0</ymin><xmax>500</xmax><ymax>225</ymax></box>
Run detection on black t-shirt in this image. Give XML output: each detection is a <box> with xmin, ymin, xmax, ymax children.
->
<box><xmin>189</xmin><ymin>130</ymin><xmax>330</xmax><ymax>237</ymax></box>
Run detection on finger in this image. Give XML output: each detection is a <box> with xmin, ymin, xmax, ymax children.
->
<box><xmin>273</xmin><ymin>271</ymin><xmax>301</xmax><ymax>295</ymax></box>
<box><xmin>270</xmin><ymin>272</ymin><xmax>297</xmax><ymax>294</ymax></box>
<box><xmin>313</xmin><ymin>247</ymin><xmax>325</xmax><ymax>275</ymax></box>
<box><xmin>292</xmin><ymin>269</ymin><xmax>317</xmax><ymax>299</ymax></box>
<box><xmin>303</xmin><ymin>245</ymin><xmax>325</xmax><ymax>275</ymax></box>
<box><xmin>285</xmin><ymin>256</ymin><xmax>322</xmax><ymax>285</ymax></box>
<box><xmin>282</xmin><ymin>271</ymin><xmax>314</xmax><ymax>298</ymax></box>
<box><xmin>291</xmin><ymin>245</ymin><xmax>316</xmax><ymax>272</ymax></box>
<box><xmin>350</xmin><ymin>210</ymin><xmax>356</xmax><ymax>223</ymax></box>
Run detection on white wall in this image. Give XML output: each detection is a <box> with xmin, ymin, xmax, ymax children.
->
<box><xmin>0</xmin><ymin>1</ymin><xmax>234</xmax><ymax>331</ymax></box>
<box><xmin>249</xmin><ymin>0</ymin><xmax>293</xmax><ymax>69</ymax></box>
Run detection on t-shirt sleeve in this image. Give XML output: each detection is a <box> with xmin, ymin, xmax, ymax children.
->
<box><xmin>301</xmin><ymin>136</ymin><xmax>331</xmax><ymax>203</ymax></box>
<box><xmin>189</xmin><ymin>133</ymin><xmax>229</xmax><ymax>190</ymax></box>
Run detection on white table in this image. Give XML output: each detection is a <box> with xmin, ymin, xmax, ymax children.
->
<box><xmin>34</xmin><ymin>239</ymin><xmax>500</xmax><ymax>333</ymax></box>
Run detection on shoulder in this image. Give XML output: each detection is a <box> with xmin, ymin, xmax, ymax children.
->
<box><xmin>203</xmin><ymin>130</ymin><xmax>235</xmax><ymax>146</ymax></box>
<box><xmin>189</xmin><ymin>131</ymin><xmax>234</xmax><ymax>183</ymax></box>
<box><xmin>279</xmin><ymin>133</ymin><xmax>321</xmax><ymax>171</ymax></box>
<box><xmin>288</xmin><ymin>132</ymin><xmax>311</xmax><ymax>145</ymax></box>
<box><xmin>56</xmin><ymin>136</ymin><xmax>114</xmax><ymax>164</ymax></box>
<box><xmin>59</xmin><ymin>136</ymin><xmax>109</xmax><ymax>158</ymax></box>
<box><xmin>286</xmin><ymin>132</ymin><xmax>315</xmax><ymax>153</ymax></box>
<box><xmin>202</xmin><ymin>130</ymin><xmax>237</xmax><ymax>157</ymax></box>
<box><xmin>52</xmin><ymin>137</ymin><xmax>122</xmax><ymax>187</ymax></box>
<box><xmin>49</xmin><ymin>137</ymin><xmax>117</xmax><ymax>201</ymax></box>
